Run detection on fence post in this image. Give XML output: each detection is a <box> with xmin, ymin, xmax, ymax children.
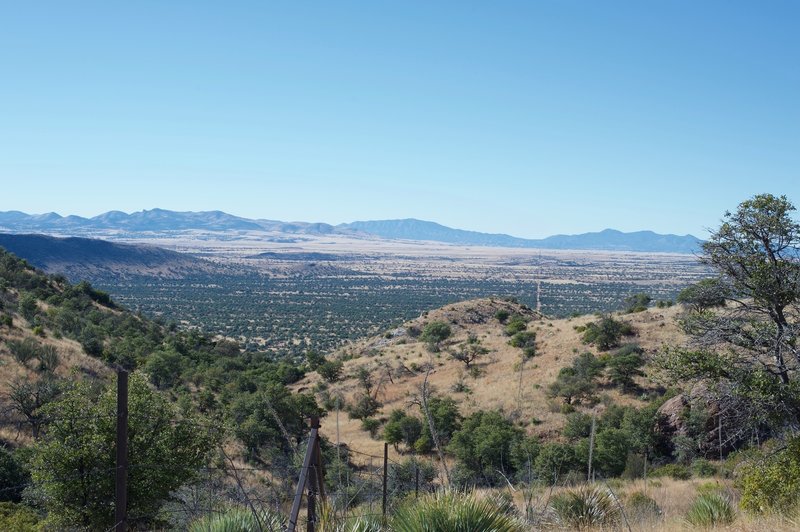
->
<box><xmin>288</xmin><ymin>418</ymin><xmax>321</xmax><ymax>532</ymax></box>
<box><xmin>114</xmin><ymin>369</ymin><xmax>128</xmax><ymax>532</ymax></box>
<box><xmin>307</xmin><ymin>417</ymin><xmax>321</xmax><ymax>532</ymax></box>
<box><xmin>382</xmin><ymin>442</ymin><xmax>388</xmax><ymax>519</ymax></box>
<box><xmin>415</xmin><ymin>464</ymin><xmax>419</xmax><ymax>499</ymax></box>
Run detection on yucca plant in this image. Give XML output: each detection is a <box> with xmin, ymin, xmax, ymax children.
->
<box><xmin>188</xmin><ymin>507</ymin><xmax>285</xmax><ymax>532</ymax></box>
<box><xmin>549</xmin><ymin>485</ymin><xmax>621</xmax><ymax>530</ymax></box>
<box><xmin>685</xmin><ymin>493</ymin><xmax>735</xmax><ymax>527</ymax></box>
<box><xmin>391</xmin><ymin>490</ymin><xmax>525</xmax><ymax>532</ymax></box>
<box><xmin>316</xmin><ymin>502</ymin><xmax>384</xmax><ymax>532</ymax></box>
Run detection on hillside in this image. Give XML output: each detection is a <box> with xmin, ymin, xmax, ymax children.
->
<box><xmin>0</xmin><ymin>233</ymin><xmax>221</xmax><ymax>279</ymax></box>
<box><xmin>294</xmin><ymin>297</ymin><xmax>686</xmax><ymax>458</ymax></box>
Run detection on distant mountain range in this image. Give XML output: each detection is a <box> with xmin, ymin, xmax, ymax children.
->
<box><xmin>0</xmin><ymin>209</ymin><xmax>702</xmax><ymax>253</ymax></box>
<box><xmin>0</xmin><ymin>233</ymin><xmax>218</xmax><ymax>279</ymax></box>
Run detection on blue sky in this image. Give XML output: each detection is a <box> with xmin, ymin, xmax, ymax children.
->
<box><xmin>1</xmin><ymin>1</ymin><xmax>797</xmax><ymax>238</ymax></box>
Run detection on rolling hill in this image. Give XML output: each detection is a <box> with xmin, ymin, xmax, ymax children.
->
<box><xmin>0</xmin><ymin>233</ymin><xmax>219</xmax><ymax>279</ymax></box>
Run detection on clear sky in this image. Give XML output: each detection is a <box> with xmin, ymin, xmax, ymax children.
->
<box><xmin>0</xmin><ymin>1</ymin><xmax>797</xmax><ymax>238</ymax></box>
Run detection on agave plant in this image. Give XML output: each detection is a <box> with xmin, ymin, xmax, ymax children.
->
<box><xmin>685</xmin><ymin>493</ymin><xmax>735</xmax><ymax>527</ymax></box>
<box><xmin>188</xmin><ymin>507</ymin><xmax>285</xmax><ymax>532</ymax></box>
<box><xmin>316</xmin><ymin>502</ymin><xmax>384</xmax><ymax>532</ymax></box>
<box><xmin>549</xmin><ymin>485</ymin><xmax>621</xmax><ymax>530</ymax></box>
<box><xmin>391</xmin><ymin>490</ymin><xmax>525</xmax><ymax>532</ymax></box>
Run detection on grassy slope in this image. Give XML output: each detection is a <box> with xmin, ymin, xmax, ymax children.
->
<box><xmin>295</xmin><ymin>297</ymin><xmax>686</xmax><ymax>458</ymax></box>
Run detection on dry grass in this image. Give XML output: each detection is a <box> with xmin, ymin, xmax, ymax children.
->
<box><xmin>292</xmin><ymin>298</ymin><xmax>687</xmax><ymax>463</ymax></box>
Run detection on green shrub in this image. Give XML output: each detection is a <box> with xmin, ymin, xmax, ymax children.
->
<box><xmin>361</xmin><ymin>418</ymin><xmax>381</xmax><ymax>438</ymax></box>
<box><xmin>504</xmin><ymin>315</ymin><xmax>528</xmax><ymax>336</ymax></box>
<box><xmin>581</xmin><ymin>316</ymin><xmax>634</xmax><ymax>351</ymax></box>
<box><xmin>391</xmin><ymin>490</ymin><xmax>525</xmax><ymax>532</ymax></box>
<box><xmin>650</xmin><ymin>463</ymin><xmax>691</xmax><ymax>480</ymax></box>
<box><xmin>420</xmin><ymin>322</ymin><xmax>452</xmax><ymax>346</ymax></box>
<box><xmin>0</xmin><ymin>447</ymin><xmax>29</xmax><ymax>503</ymax></box>
<box><xmin>691</xmin><ymin>458</ymin><xmax>718</xmax><ymax>477</ymax></box>
<box><xmin>317</xmin><ymin>360</ymin><xmax>344</xmax><ymax>383</ymax></box>
<box><xmin>0</xmin><ymin>502</ymin><xmax>40</xmax><ymax>532</ymax></box>
<box><xmin>685</xmin><ymin>493</ymin><xmax>735</xmax><ymax>527</ymax></box>
<box><xmin>550</xmin><ymin>486</ymin><xmax>621</xmax><ymax>529</ymax></box>
<box><xmin>626</xmin><ymin>491</ymin><xmax>661</xmax><ymax>522</ymax></box>
<box><xmin>739</xmin><ymin>436</ymin><xmax>800</xmax><ymax>515</ymax></box>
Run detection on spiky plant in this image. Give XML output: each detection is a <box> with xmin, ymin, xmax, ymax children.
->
<box><xmin>188</xmin><ymin>507</ymin><xmax>285</xmax><ymax>532</ymax></box>
<box><xmin>316</xmin><ymin>502</ymin><xmax>384</xmax><ymax>532</ymax></box>
<box><xmin>391</xmin><ymin>490</ymin><xmax>525</xmax><ymax>532</ymax></box>
<box><xmin>685</xmin><ymin>493</ymin><xmax>735</xmax><ymax>527</ymax></box>
<box><xmin>549</xmin><ymin>485</ymin><xmax>621</xmax><ymax>530</ymax></box>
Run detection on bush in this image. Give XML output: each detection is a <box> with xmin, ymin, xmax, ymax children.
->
<box><xmin>550</xmin><ymin>486</ymin><xmax>621</xmax><ymax>529</ymax></box>
<box><xmin>361</xmin><ymin>418</ymin><xmax>381</xmax><ymax>438</ymax></box>
<box><xmin>317</xmin><ymin>360</ymin><xmax>344</xmax><ymax>383</ymax></box>
<box><xmin>0</xmin><ymin>502</ymin><xmax>40</xmax><ymax>532</ymax></box>
<box><xmin>685</xmin><ymin>493</ymin><xmax>735</xmax><ymax>527</ymax></box>
<box><xmin>626</xmin><ymin>491</ymin><xmax>661</xmax><ymax>522</ymax></box>
<box><xmin>391</xmin><ymin>490</ymin><xmax>525</xmax><ymax>532</ymax></box>
<box><xmin>0</xmin><ymin>447</ymin><xmax>29</xmax><ymax>502</ymax></box>
<box><xmin>739</xmin><ymin>436</ymin><xmax>800</xmax><ymax>515</ymax></box>
<box><xmin>691</xmin><ymin>458</ymin><xmax>718</xmax><ymax>477</ymax></box>
<box><xmin>622</xmin><ymin>293</ymin><xmax>651</xmax><ymax>313</ymax></box>
<box><xmin>494</xmin><ymin>309</ymin><xmax>510</xmax><ymax>323</ymax></box>
<box><xmin>581</xmin><ymin>316</ymin><xmax>634</xmax><ymax>351</ymax></box>
<box><xmin>388</xmin><ymin>457</ymin><xmax>437</xmax><ymax>495</ymax></box>
<box><xmin>534</xmin><ymin>443</ymin><xmax>578</xmax><ymax>484</ymax></box>
<box><xmin>420</xmin><ymin>322</ymin><xmax>452</xmax><ymax>346</ymax></box>
<box><xmin>504</xmin><ymin>315</ymin><xmax>528</xmax><ymax>336</ymax></box>
<box><xmin>650</xmin><ymin>463</ymin><xmax>691</xmax><ymax>480</ymax></box>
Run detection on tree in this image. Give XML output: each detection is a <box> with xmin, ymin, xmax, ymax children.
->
<box><xmin>623</xmin><ymin>293</ymin><xmax>652</xmax><ymax>314</ymax></box>
<box><xmin>28</xmin><ymin>372</ymin><xmax>220</xmax><ymax>530</ymax></box>
<box><xmin>420</xmin><ymin>321</ymin><xmax>452</xmax><ymax>349</ymax></box>
<box><xmin>317</xmin><ymin>360</ymin><xmax>344</xmax><ymax>383</ymax></box>
<box><xmin>449</xmin><ymin>335</ymin><xmax>489</xmax><ymax>368</ymax></box>
<box><xmin>581</xmin><ymin>316</ymin><xmax>634</xmax><ymax>351</ymax></box>
<box><xmin>702</xmin><ymin>194</ymin><xmax>800</xmax><ymax>385</ymax></box>
<box><xmin>548</xmin><ymin>352</ymin><xmax>604</xmax><ymax>405</ymax></box>
<box><xmin>447</xmin><ymin>410</ymin><xmax>524</xmax><ymax>484</ymax></box>
<box><xmin>676</xmin><ymin>278</ymin><xmax>728</xmax><ymax>311</ymax></box>
<box><xmin>606</xmin><ymin>344</ymin><xmax>645</xmax><ymax>391</ymax></box>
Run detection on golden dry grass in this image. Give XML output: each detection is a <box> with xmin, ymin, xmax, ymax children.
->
<box><xmin>293</xmin><ymin>298</ymin><xmax>688</xmax><ymax>462</ymax></box>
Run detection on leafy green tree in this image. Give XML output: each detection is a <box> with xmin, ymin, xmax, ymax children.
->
<box><xmin>18</xmin><ymin>293</ymin><xmax>38</xmax><ymax>322</ymax></box>
<box><xmin>606</xmin><ymin>344</ymin><xmax>645</xmax><ymax>391</ymax></box>
<box><xmin>447</xmin><ymin>410</ymin><xmax>523</xmax><ymax>484</ymax></box>
<box><xmin>420</xmin><ymin>321</ymin><xmax>452</xmax><ymax>349</ymax></box>
<box><xmin>582</xmin><ymin>316</ymin><xmax>634</xmax><ymax>351</ymax></box>
<box><xmin>143</xmin><ymin>348</ymin><xmax>185</xmax><ymax>389</ymax></box>
<box><xmin>661</xmin><ymin>194</ymin><xmax>800</xmax><ymax>432</ymax></box>
<box><xmin>676</xmin><ymin>278</ymin><xmax>727</xmax><ymax>311</ymax></box>
<box><xmin>317</xmin><ymin>360</ymin><xmax>344</xmax><ymax>383</ymax></box>
<box><xmin>509</xmin><ymin>331</ymin><xmax>537</xmax><ymax>358</ymax></box>
<box><xmin>414</xmin><ymin>396</ymin><xmax>462</xmax><ymax>453</ymax></box>
<box><xmin>0</xmin><ymin>447</ymin><xmax>29</xmax><ymax>502</ymax></box>
<box><xmin>383</xmin><ymin>410</ymin><xmax>423</xmax><ymax>452</ymax></box>
<box><xmin>623</xmin><ymin>293</ymin><xmax>652</xmax><ymax>313</ymax></box>
<box><xmin>28</xmin><ymin>373</ymin><xmax>220</xmax><ymax>530</ymax></box>
<box><xmin>534</xmin><ymin>443</ymin><xmax>579</xmax><ymax>484</ymax></box>
<box><xmin>548</xmin><ymin>352</ymin><xmax>604</xmax><ymax>405</ymax></box>
<box><xmin>504</xmin><ymin>314</ymin><xmax>528</xmax><ymax>336</ymax></box>
<box><xmin>449</xmin><ymin>335</ymin><xmax>489</xmax><ymax>368</ymax></box>
<box><xmin>305</xmin><ymin>349</ymin><xmax>326</xmax><ymax>370</ymax></box>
